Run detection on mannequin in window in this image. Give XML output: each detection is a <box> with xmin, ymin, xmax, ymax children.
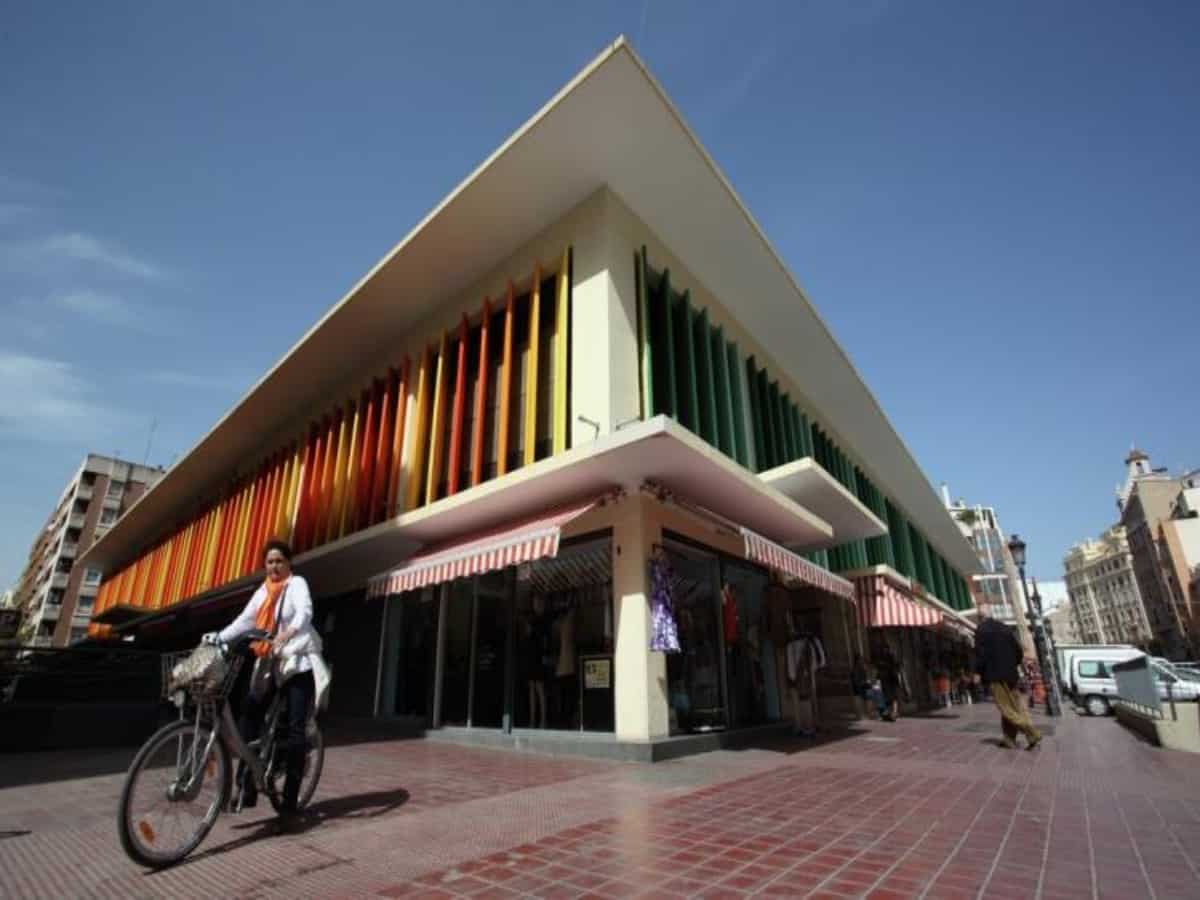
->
<box><xmin>555</xmin><ymin>602</ymin><xmax>577</xmax><ymax>728</ymax></box>
<box><xmin>785</xmin><ymin>613</ymin><xmax>826</xmax><ymax>737</ymax></box>
<box><xmin>522</xmin><ymin>595</ymin><xmax>550</xmax><ymax>728</ymax></box>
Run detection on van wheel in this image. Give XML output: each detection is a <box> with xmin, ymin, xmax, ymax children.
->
<box><xmin>1085</xmin><ymin>695</ymin><xmax>1109</xmax><ymax>717</ymax></box>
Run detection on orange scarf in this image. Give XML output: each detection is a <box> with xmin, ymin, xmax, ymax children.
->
<box><xmin>251</xmin><ymin>577</ymin><xmax>289</xmax><ymax>658</ymax></box>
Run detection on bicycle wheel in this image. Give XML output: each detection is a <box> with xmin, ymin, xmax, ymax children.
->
<box><xmin>118</xmin><ymin>719</ymin><xmax>230</xmax><ymax>868</ymax></box>
<box><xmin>267</xmin><ymin>723</ymin><xmax>324</xmax><ymax>813</ymax></box>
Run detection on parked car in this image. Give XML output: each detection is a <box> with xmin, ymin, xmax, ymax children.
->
<box><xmin>1065</xmin><ymin>647</ymin><xmax>1144</xmax><ymax>716</ymax></box>
<box><xmin>1067</xmin><ymin>649</ymin><xmax>1200</xmax><ymax>716</ymax></box>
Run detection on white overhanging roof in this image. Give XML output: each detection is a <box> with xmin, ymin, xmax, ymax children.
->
<box><xmin>80</xmin><ymin>36</ymin><xmax>978</xmax><ymax>578</ymax></box>
<box><xmin>759</xmin><ymin>459</ymin><xmax>887</xmax><ymax>545</ymax></box>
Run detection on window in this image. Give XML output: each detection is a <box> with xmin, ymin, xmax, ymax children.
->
<box><xmin>1077</xmin><ymin>661</ymin><xmax>1111</xmax><ymax>678</ymax></box>
<box><xmin>83</xmin><ymin>568</ymin><xmax>102</xmax><ymax>585</ymax></box>
<box><xmin>68</xmin><ymin>627</ymin><xmax>87</xmax><ymax>645</ymax></box>
<box><xmin>77</xmin><ymin>596</ymin><xmax>94</xmax><ymax>610</ymax></box>
<box><xmin>106</xmin><ymin>481</ymin><xmax>125</xmax><ymax>499</ymax></box>
<box><xmin>99</xmin><ymin>508</ymin><xmax>118</xmax><ymax>526</ymax></box>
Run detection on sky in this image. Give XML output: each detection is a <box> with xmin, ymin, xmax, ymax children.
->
<box><xmin>2</xmin><ymin>1</ymin><xmax>1197</xmax><ymax>591</ymax></box>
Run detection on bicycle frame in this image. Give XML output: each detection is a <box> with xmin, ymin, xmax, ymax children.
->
<box><xmin>172</xmin><ymin>695</ymin><xmax>270</xmax><ymax>802</ymax></box>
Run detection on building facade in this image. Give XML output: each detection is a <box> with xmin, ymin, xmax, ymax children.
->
<box><xmin>1118</xmin><ymin>451</ymin><xmax>1195</xmax><ymax>659</ymax></box>
<box><xmin>1062</xmin><ymin>526</ymin><xmax>1150</xmax><ymax>647</ymax></box>
<box><xmin>1045</xmin><ymin>604</ymin><xmax>1078</xmax><ymax>646</ymax></box>
<box><xmin>82</xmin><ymin>41</ymin><xmax>977</xmax><ymax>747</ymax></box>
<box><xmin>945</xmin><ymin>495</ymin><xmax>1032</xmax><ymax>653</ymax></box>
<box><xmin>15</xmin><ymin>455</ymin><xmax>162</xmax><ymax>648</ymax></box>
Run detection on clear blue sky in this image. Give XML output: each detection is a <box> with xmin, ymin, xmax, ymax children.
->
<box><xmin>2</xmin><ymin>1</ymin><xmax>1197</xmax><ymax>590</ymax></box>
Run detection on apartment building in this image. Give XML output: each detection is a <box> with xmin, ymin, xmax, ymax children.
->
<box><xmin>14</xmin><ymin>455</ymin><xmax>163</xmax><ymax>647</ymax></box>
<box><xmin>1062</xmin><ymin>526</ymin><xmax>1150</xmax><ymax>646</ymax></box>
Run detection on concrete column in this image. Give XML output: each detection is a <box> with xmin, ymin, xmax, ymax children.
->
<box><xmin>611</xmin><ymin>496</ymin><xmax>669</xmax><ymax>741</ymax></box>
<box><xmin>569</xmin><ymin>188</ymin><xmax>642</xmax><ymax>449</ymax></box>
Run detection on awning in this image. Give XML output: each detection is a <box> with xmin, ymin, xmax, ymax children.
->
<box><xmin>855</xmin><ymin>575</ymin><xmax>942</xmax><ymax>628</ymax></box>
<box><xmin>741</xmin><ymin>529</ymin><xmax>855</xmax><ymax>601</ymax></box>
<box><xmin>90</xmin><ymin>604</ymin><xmax>146</xmax><ymax>626</ymax></box>
<box><xmin>366</xmin><ymin>496</ymin><xmax>604</xmax><ymax>599</ymax></box>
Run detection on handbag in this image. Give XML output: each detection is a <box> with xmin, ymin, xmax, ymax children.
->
<box><xmin>248</xmin><ymin>582</ymin><xmax>288</xmax><ymax>701</ymax></box>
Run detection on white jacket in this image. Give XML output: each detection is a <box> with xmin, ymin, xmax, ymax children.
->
<box><xmin>219</xmin><ymin>575</ymin><xmax>331</xmax><ymax>710</ymax></box>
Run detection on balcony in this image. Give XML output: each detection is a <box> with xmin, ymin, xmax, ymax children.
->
<box><xmin>50</xmin><ymin>572</ymin><xmax>69</xmax><ymax>590</ymax></box>
<box><xmin>29</xmin><ymin>636</ymin><xmax>52</xmax><ymax>648</ymax></box>
<box><xmin>68</xmin><ymin>513</ymin><xmax>85</xmax><ymax>529</ymax></box>
<box><xmin>40</xmin><ymin>603</ymin><xmax>60</xmax><ymax>622</ymax></box>
<box><xmin>60</xmin><ymin>542</ymin><xmax>79</xmax><ymax>559</ymax></box>
<box><xmin>76</xmin><ymin>484</ymin><xmax>93</xmax><ymax>501</ymax></box>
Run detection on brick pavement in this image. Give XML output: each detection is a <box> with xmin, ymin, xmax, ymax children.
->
<box><xmin>2</xmin><ymin>702</ymin><xmax>1200</xmax><ymax>898</ymax></box>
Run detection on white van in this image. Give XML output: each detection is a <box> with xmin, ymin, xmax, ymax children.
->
<box><xmin>1068</xmin><ymin>649</ymin><xmax>1200</xmax><ymax>716</ymax></box>
<box><xmin>1056</xmin><ymin>644</ymin><xmax>1138</xmax><ymax>696</ymax></box>
<box><xmin>1066</xmin><ymin>647</ymin><xmax>1144</xmax><ymax>716</ymax></box>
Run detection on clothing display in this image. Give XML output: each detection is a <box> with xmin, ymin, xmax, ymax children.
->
<box><xmin>722</xmin><ymin>584</ymin><xmax>739</xmax><ymax>645</ymax></box>
<box><xmin>648</xmin><ymin>551</ymin><xmax>681</xmax><ymax>653</ymax></box>
<box><xmin>784</xmin><ymin>634</ymin><xmax>827</xmax><ymax>685</ymax></box>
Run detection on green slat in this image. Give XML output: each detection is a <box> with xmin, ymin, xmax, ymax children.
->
<box><xmin>768</xmin><ymin>380</ymin><xmax>785</xmax><ymax>470</ymax></box>
<box><xmin>728</xmin><ymin>341</ymin><xmax>749</xmax><ymax>467</ymax></box>
<box><xmin>780</xmin><ymin>393</ymin><xmax>796</xmax><ymax>461</ymax></box>
<box><xmin>753</xmin><ymin>364</ymin><xmax>772</xmax><ymax>469</ymax></box>
<box><xmin>636</xmin><ymin>248</ymin><xmax>653</xmax><ymax>419</ymax></box>
<box><xmin>658</xmin><ymin>269</ymin><xmax>678</xmax><ymax>419</ymax></box>
<box><xmin>675</xmin><ymin>290</ymin><xmax>700</xmax><ymax>433</ymax></box>
<box><xmin>745</xmin><ymin>357</ymin><xmax>765</xmax><ymax>470</ymax></box>
<box><xmin>799</xmin><ymin>412</ymin><xmax>811</xmax><ymax>457</ymax></box>
<box><xmin>694</xmin><ymin>308</ymin><xmax>718</xmax><ymax>447</ymax></box>
<box><xmin>712</xmin><ymin>327</ymin><xmax>735</xmax><ymax>457</ymax></box>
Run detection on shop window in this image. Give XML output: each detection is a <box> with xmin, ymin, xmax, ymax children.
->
<box><xmin>517</xmin><ymin>538</ymin><xmax>614</xmax><ymax>732</ymax></box>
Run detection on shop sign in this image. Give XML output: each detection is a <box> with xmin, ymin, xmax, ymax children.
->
<box><xmin>583</xmin><ymin>657</ymin><xmax>611</xmax><ymax>690</ymax></box>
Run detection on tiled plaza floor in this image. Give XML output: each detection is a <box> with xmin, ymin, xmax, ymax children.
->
<box><xmin>3</xmin><ymin>701</ymin><xmax>1200</xmax><ymax>898</ymax></box>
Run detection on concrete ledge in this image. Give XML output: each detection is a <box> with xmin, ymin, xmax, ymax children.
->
<box><xmin>423</xmin><ymin>723</ymin><xmax>795</xmax><ymax>763</ymax></box>
<box><xmin>1113</xmin><ymin>699</ymin><xmax>1200</xmax><ymax>753</ymax></box>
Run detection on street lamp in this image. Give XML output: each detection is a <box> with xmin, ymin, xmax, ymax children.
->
<box><xmin>1007</xmin><ymin>534</ymin><xmax>1061</xmax><ymax>716</ymax></box>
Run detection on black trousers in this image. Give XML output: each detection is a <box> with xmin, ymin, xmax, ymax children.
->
<box><xmin>239</xmin><ymin>668</ymin><xmax>315</xmax><ymax>812</ymax></box>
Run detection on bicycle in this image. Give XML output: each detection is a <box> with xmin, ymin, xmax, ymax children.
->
<box><xmin>117</xmin><ymin>630</ymin><xmax>324</xmax><ymax>868</ymax></box>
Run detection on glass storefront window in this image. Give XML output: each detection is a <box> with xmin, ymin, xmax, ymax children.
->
<box><xmin>664</xmin><ymin>542</ymin><xmax>726</xmax><ymax>734</ymax></box>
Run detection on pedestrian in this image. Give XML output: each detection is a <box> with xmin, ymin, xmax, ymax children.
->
<box><xmin>850</xmin><ymin>654</ymin><xmax>873</xmax><ymax>720</ymax></box>
<box><xmin>956</xmin><ymin>668</ymin><xmax>974</xmax><ymax>706</ymax></box>
<box><xmin>877</xmin><ymin>644</ymin><xmax>901</xmax><ymax>721</ymax></box>
<box><xmin>933</xmin><ymin>670</ymin><xmax>951</xmax><ymax>708</ymax></box>
<box><xmin>974</xmin><ymin>613</ymin><xmax>1041</xmax><ymax>750</ymax></box>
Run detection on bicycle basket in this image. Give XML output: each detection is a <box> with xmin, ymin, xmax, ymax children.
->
<box><xmin>163</xmin><ymin>644</ymin><xmax>243</xmax><ymax>702</ymax></box>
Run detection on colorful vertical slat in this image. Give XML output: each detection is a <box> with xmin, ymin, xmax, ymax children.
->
<box><xmin>447</xmin><ymin>318</ymin><xmax>469</xmax><ymax>496</ymax></box>
<box><xmin>553</xmin><ymin>251</ymin><xmax>570</xmax><ymax>455</ymax></box>
<box><xmin>471</xmin><ymin>303</ymin><xmax>490</xmax><ymax>487</ymax></box>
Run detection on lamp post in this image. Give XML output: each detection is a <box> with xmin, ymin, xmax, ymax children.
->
<box><xmin>1007</xmin><ymin>534</ymin><xmax>1061</xmax><ymax>717</ymax></box>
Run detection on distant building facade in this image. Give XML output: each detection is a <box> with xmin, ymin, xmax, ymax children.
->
<box><xmin>1045</xmin><ymin>604</ymin><xmax>1078</xmax><ymax>646</ymax></box>
<box><xmin>14</xmin><ymin>455</ymin><xmax>163</xmax><ymax>648</ymax></box>
<box><xmin>1062</xmin><ymin>525</ymin><xmax>1150</xmax><ymax>646</ymax></box>
<box><xmin>945</xmin><ymin>491</ymin><xmax>1032</xmax><ymax>653</ymax></box>
<box><xmin>1117</xmin><ymin>451</ymin><xmax>1198</xmax><ymax>660</ymax></box>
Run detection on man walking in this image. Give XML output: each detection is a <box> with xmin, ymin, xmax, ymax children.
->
<box><xmin>974</xmin><ymin>613</ymin><xmax>1041</xmax><ymax>750</ymax></box>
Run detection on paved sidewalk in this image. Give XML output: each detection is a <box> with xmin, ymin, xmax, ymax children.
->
<box><xmin>2</xmin><ymin>702</ymin><xmax>1200</xmax><ymax>898</ymax></box>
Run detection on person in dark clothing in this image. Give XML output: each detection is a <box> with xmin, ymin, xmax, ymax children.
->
<box><xmin>974</xmin><ymin>614</ymin><xmax>1041</xmax><ymax>750</ymax></box>
<box><xmin>876</xmin><ymin>645</ymin><xmax>901</xmax><ymax>721</ymax></box>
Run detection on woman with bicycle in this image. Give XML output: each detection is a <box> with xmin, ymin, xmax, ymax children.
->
<box><xmin>211</xmin><ymin>538</ymin><xmax>329</xmax><ymax>824</ymax></box>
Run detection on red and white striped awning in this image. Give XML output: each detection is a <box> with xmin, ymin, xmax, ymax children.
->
<box><xmin>856</xmin><ymin>575</ymin><xmax>942</xmax><ymax>628</ymax></box>
<box><xmin>366</xmin><ymin>497</ymin><xmax>603</xmax><ymax>599</ymax></box>
<box><xmin>741</xmin><ymin>529</ymin><xmax>855</xmax><ymax>601</ymax></box>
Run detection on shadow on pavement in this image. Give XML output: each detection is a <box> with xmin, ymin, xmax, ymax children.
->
<box><xmin>731</xmin><ymin>724</ymin><xmax>873</xmax><ymax>755</ymax></box>
<box><xmin>0</xmin><ymin>746</ymin><xmax>134</xmax><ymax>790</ymax></box>
<box><xmin>144</xmin><ymin>787</ymin><xmax>412</xmax><ymax>874</ymax></box>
